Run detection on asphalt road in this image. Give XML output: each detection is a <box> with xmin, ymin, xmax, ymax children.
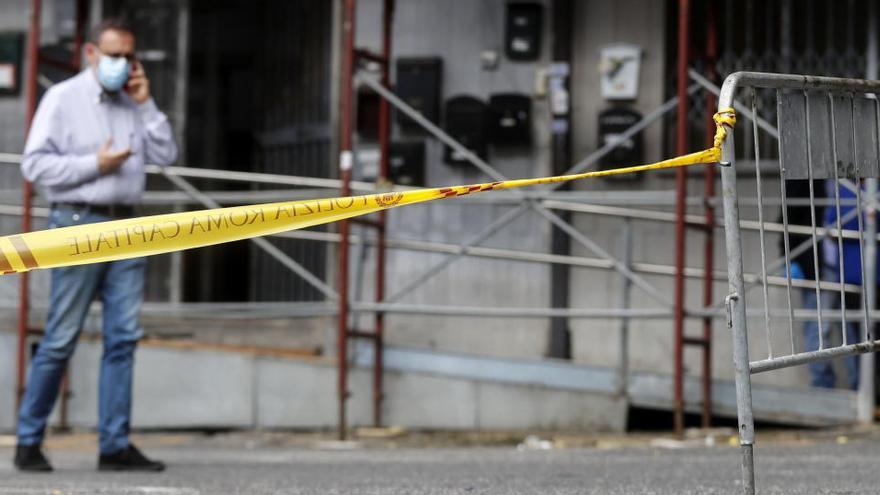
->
<box><xmin>1</xmin><ymin>432</ymin><xmax>879</xmax><ymax>494</ymax></box>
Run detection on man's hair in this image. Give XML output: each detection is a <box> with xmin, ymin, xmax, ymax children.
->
<box><xmin>89</xmin><ymin>17</ymin><xmax>135</xmax><ymax>45</ymax></box>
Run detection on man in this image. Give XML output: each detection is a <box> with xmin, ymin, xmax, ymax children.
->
<box><xmin>14</xmin><ymin>18</ymin><xmax>177</xmax><ymax>472</ymax></box>
<box><xmin>822</xmin><ymin>180</ymin><xmax>877</xmax><ymax>390</ymax></box>
<box><xmin>779</xmin><ymin>180</ymin><xmax>836</xmax><ymax>387</ymax></box>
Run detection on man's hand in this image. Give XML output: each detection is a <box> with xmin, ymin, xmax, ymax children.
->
<box><xmin>125</xmin><ymin>61</ymin><xmax>150</xmax><ymax>104</ymax></box>
<box><xmin>97</xmin><ymin>138</ymin><xmax>132</xmax><ymax>175</ymax></box>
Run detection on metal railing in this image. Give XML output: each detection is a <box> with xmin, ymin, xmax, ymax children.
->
<box><xmin>718</xmin><ymin>71</ymin><xmax>880</xmax><ymax>494</ymax></box>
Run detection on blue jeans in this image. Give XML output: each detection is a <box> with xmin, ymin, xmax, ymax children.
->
<box><xmin>802</xmin><ymin>267</ymin><xmax>860</xmax><ymax>390</ymax></box>
<box><xmin>17</xmin><ymin>206</ymin><xmax>145</xmax><ymax>454</ymax></box>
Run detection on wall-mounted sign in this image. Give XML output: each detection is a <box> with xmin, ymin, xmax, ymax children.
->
<box><xmin>0</xmin><ymin>33</ymin><xmax>23</xmax><ymax>95</ymax></box>
<box><xmin>599</xmin><ymin>43</ymin><xmax>642</xmax><ymax>101</ymax></box>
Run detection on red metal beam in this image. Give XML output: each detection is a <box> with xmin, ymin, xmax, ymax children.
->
<box><xmin>55</xmin><ymin>0</ymin><xmax>88</xmax><ymax>432</ymax></box>
<box><xmin>673</xmin><ymin>0</ymin><xmax>690</xmax><ymax>435</ymax></box>
<box><xmin>372</xmin><ymin>0</ymin><xmax>394</xmax><ymax>428</ymax></box>
<box><xmin>351</xmin><ymin>217</ymin><xmax>385</xmax><ymax>230</ymax></box>
<box><xmin>700</xmin><ymin>0</ymin><xmax>719</xmax><ymax>430</ymax></box>
<box><xmin>36</xmin><ymin>56</ymin><xmax>79</xmax><ymax>73</ymax></box>
<box><xmin>337</xmin><ymin>0</ymin><xmax>357</xmax><ymax>441</ymax></box>
<box><xmin>17</xmin><ymin>0</ymin><xmax>88</xmax><ymax>425</ymax></box>
<box><xmin>17</xmin><ymin>0</ymin><xmax>42</xmax><ymax>418</ymax></box>
<box><xmin>72</xmin><ymin>0</ymin><xmax>87</xmax><ymax>69</ymax></box>
<box><xmin>354</xmin><ymin>48</ymin><xmax>389</xmax><ymax>66</ymax></box>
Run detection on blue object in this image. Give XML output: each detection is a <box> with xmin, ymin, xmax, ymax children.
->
<box><xmin>17</xmin><ymin>206</ymin><xmax>146</xmax><ymax>454</ymax></box>
<box><xmin>788</xmin><ymin>261</ymin><xmax>806</xmax><ymax>280</ymax></box>
<box><xmin>96</xmin><ymin>55</ymin><xmax>131</xmax><ymax>92</ymax></box>
<box><xmin>801</xmin><ymin>267</ymin><xmax>860</xmax><ymax>390</ymax></box>
<box><xmin>824</xmin><ymin>181</ymin><xmax>880</xmax><ymax>285</ymax></box>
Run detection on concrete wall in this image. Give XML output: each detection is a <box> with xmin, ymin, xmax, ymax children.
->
<box><xmin>353</xmin><ymin>0</ymin><xmax>555</xmax><ymax>359</ymax></box>
<box><xmin>1</xmin><ymin>332</ymin><xmax>850</xmax><ymax>433</ymax></box>
<box><xmin>0</xmin><ymin>333</ymin><xmax>628</xmax><ymax>432</ymax></box>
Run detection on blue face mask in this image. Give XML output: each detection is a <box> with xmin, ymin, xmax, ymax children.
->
<box><xmin>96</xmin><ymin>55</ymin><xmax>131</xmax><ymax>92</ymax></box>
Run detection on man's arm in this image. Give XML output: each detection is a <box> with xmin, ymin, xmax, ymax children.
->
<box><xmin>137</xmin><ymin>98</ymin><xmax>178</xmax><ymax>166</ymax></box>
<box><xmin>127</xmin><ymin>62</ymin><xmax>178</xmax><ymax>167</ymax></box>
<box><xmin>21</xmin><ymin>90</ymin><xmax>103</xmax><ymax>187</ymax></box>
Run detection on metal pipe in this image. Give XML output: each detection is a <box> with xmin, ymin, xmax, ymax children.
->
<box><xmin>274</xmin><ymin>225</ymin><xmax>861</xmax><ymax>293</ymax></box>
<box><xmin>336</xmin><ymin>0</ymin><xmax>356</xmax><ymax>441</ymax></box>
<box><xmin>17</xmin><ymin>0</ymin><xmax>41</xmax><ymax>418</ymax></box>
<box><xmin>750</xmin><ymin>340</ymin><xmax>879</xmax><ymax>375</ymax></box>
<box><xmin>72</xmin><ymin>0</ymin><xmax>86</xmax><ymax>68</ymax></box>
<box><xmin>718</xmin><ymin>73</ymin><xmax>755</xmax><ymax>495</ymax></box>
<box><xmin>353</xmin><ymin>302</ymin><xmax>673</xmax><ymax>319</ymax></box>
<box><xmin>372</xmin><ymin>0</ymin><xmax>394</xmax><ymax>429</ymax></box>
<box><xmin>859</xmin><ymin>1</ymin><xmax>879</xmax><ymax>425</ymax></box>
<box><xmin>829</xmin><ymin>94</ymin><xmax>848</xmax><ymax>345</ymax></box>
<box><xmin>548</xmin><ymin>0</ymin><xmax>573</xmax><ymax>361</ymax></box>
<box><xmin>145</xmin><ymin>164</ymin><xmax>386</xmax><ymax>192</ymax></box>
<box><xmin>775</xmin><ymin>88</ymin><xmax>796</xmax><ymax>354</ymax></box>
<box><xmin>618</xmin><ymin>221</ymin><xmax>633</xmax><ymax>397</ymax></box>
<box><xmin>8</xmin><ymin>298</ymin><xmax>880</xmax><ymax>322</ymax></box>
<box><xmin>542</xmin><ymin>199</ymin><xmax>876</xmax><ymax>241</ymax></box>
<box><xmin>55</xmin><ymin>0</ymin><xmax>89</xmax><ymax>433</ymax></box>
<box><xmin>804</xmin><ymin>91</ymin><xmax>826</xmax><ymax>350</ymax></box>
<box><xmin>751</xmin><ymin>88</ymin><xmax>773</xmax><ymax>359</ymax></box>
<box><xmin>673</xmin><ymin>0</ymin><xmax>690</xmax><ymax>435</ymax></box>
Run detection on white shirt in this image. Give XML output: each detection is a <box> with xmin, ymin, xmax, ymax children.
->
<box><xmin>21</xmin><ymin>69</ymin><xmax>178</xmax><ymax>205</ymax></box>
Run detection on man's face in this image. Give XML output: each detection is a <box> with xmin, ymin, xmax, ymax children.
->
<box><xmin>85</xmin><ymin>29</ymin><xmax>136</xmax><ymax>71</ymax></box>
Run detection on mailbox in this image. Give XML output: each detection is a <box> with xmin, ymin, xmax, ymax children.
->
<box><xmin>597</xmin><ymin>106</ymin><xmax>643</xmax><ymax>178</ymax></box>
<box><xmin>489</xmin><ymin>93</ymin><xmax>531</xmax><ymax>145</ymax></box>
<box><xmin>443</xmin><ymin>95</ymin><xmax>490</xmax><ymax>165</ymax></box>
<box><xmin>395</xmin><ymin>57</ymin><xmax>442</xmax><ymax>132</ymax></box>
<box><xmin>505</xmin><ymin>3</ymin><xmax>543</xmax><ymax>61</ymax></box>
<box><xmin>389</xmin><ymin>141</ymin><xmax>425</xmax><ymax>187</ymax></box>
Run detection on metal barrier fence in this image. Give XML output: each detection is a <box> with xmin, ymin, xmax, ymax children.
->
<box><xmin>719</xmin><ymin>71</ymin><xmax>880</xmax><ymax>494</ymax></box>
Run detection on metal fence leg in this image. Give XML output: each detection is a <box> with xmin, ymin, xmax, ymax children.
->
<box><xmin>718</xmin><ymin>79</ymin><xmax>756</xmax><ymax>494</ymax></box>
<box><xmin>732</xmin><ymin>296</ymin><xmax>755</xmax><ymax>495</ymax></box>
<box><xmin>727</xmin><ymin>292</ymin><xmax>755</xmax><ymax>495</ymax></box>
<box><xmin>741</xmin><ymin>443</ymin><xmax>755</xmax><ymax>495</ymax></box>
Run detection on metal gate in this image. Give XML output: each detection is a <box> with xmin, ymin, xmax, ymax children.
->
<box><xmin>719</xmin><ymin>71</ymin><xmax>880</xmax><ymax>494</ymax></box>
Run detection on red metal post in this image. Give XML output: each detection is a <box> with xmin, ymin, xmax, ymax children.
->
<box><xmin>673</xmin><ymin>0</ymin><xmax>690</xmax><ymax>435</ymax></box>
<box><xmin>72</xmin><ymin>0</ymin><xmax>87</xmax><ymax>68</ymax></box>
<box><xmin>700</xmin><ymin>0</ymin><xmax>719</xmax><ymax>429</ymax></box>
<box><xmin>337</xmin><ymin>0</ymin><xmax>357</xmax><ymax>440</ymax></box>
<box><xmin>372</xmin><ymin>0</ymin><xmax>394</xmax><ymax>428</ymax></box>
<box><xmin>54</xmin><ymin>0</ymin><xmax>88</xmax><ymax>431</ymax></box>
<box><xmin>16</xmin><ymin>0</ymin><xmax>42</xmax><ymax>417</ymax></box>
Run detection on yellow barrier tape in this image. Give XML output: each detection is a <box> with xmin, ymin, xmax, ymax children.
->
<box><xmin>0</xmin><ymin>109</ymin><xmax>735</xmax><ymax>274</ymax></box>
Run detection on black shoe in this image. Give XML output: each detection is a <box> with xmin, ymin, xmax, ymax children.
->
<box><xmin>98</xmin><ymin>444</ymin><xmax>165</xmax><ymax>472</ymax></box>
<box><xmin>14</xmin><ymin>444</ymin><xmax>53</xmax><ymax>472</ymax></box>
